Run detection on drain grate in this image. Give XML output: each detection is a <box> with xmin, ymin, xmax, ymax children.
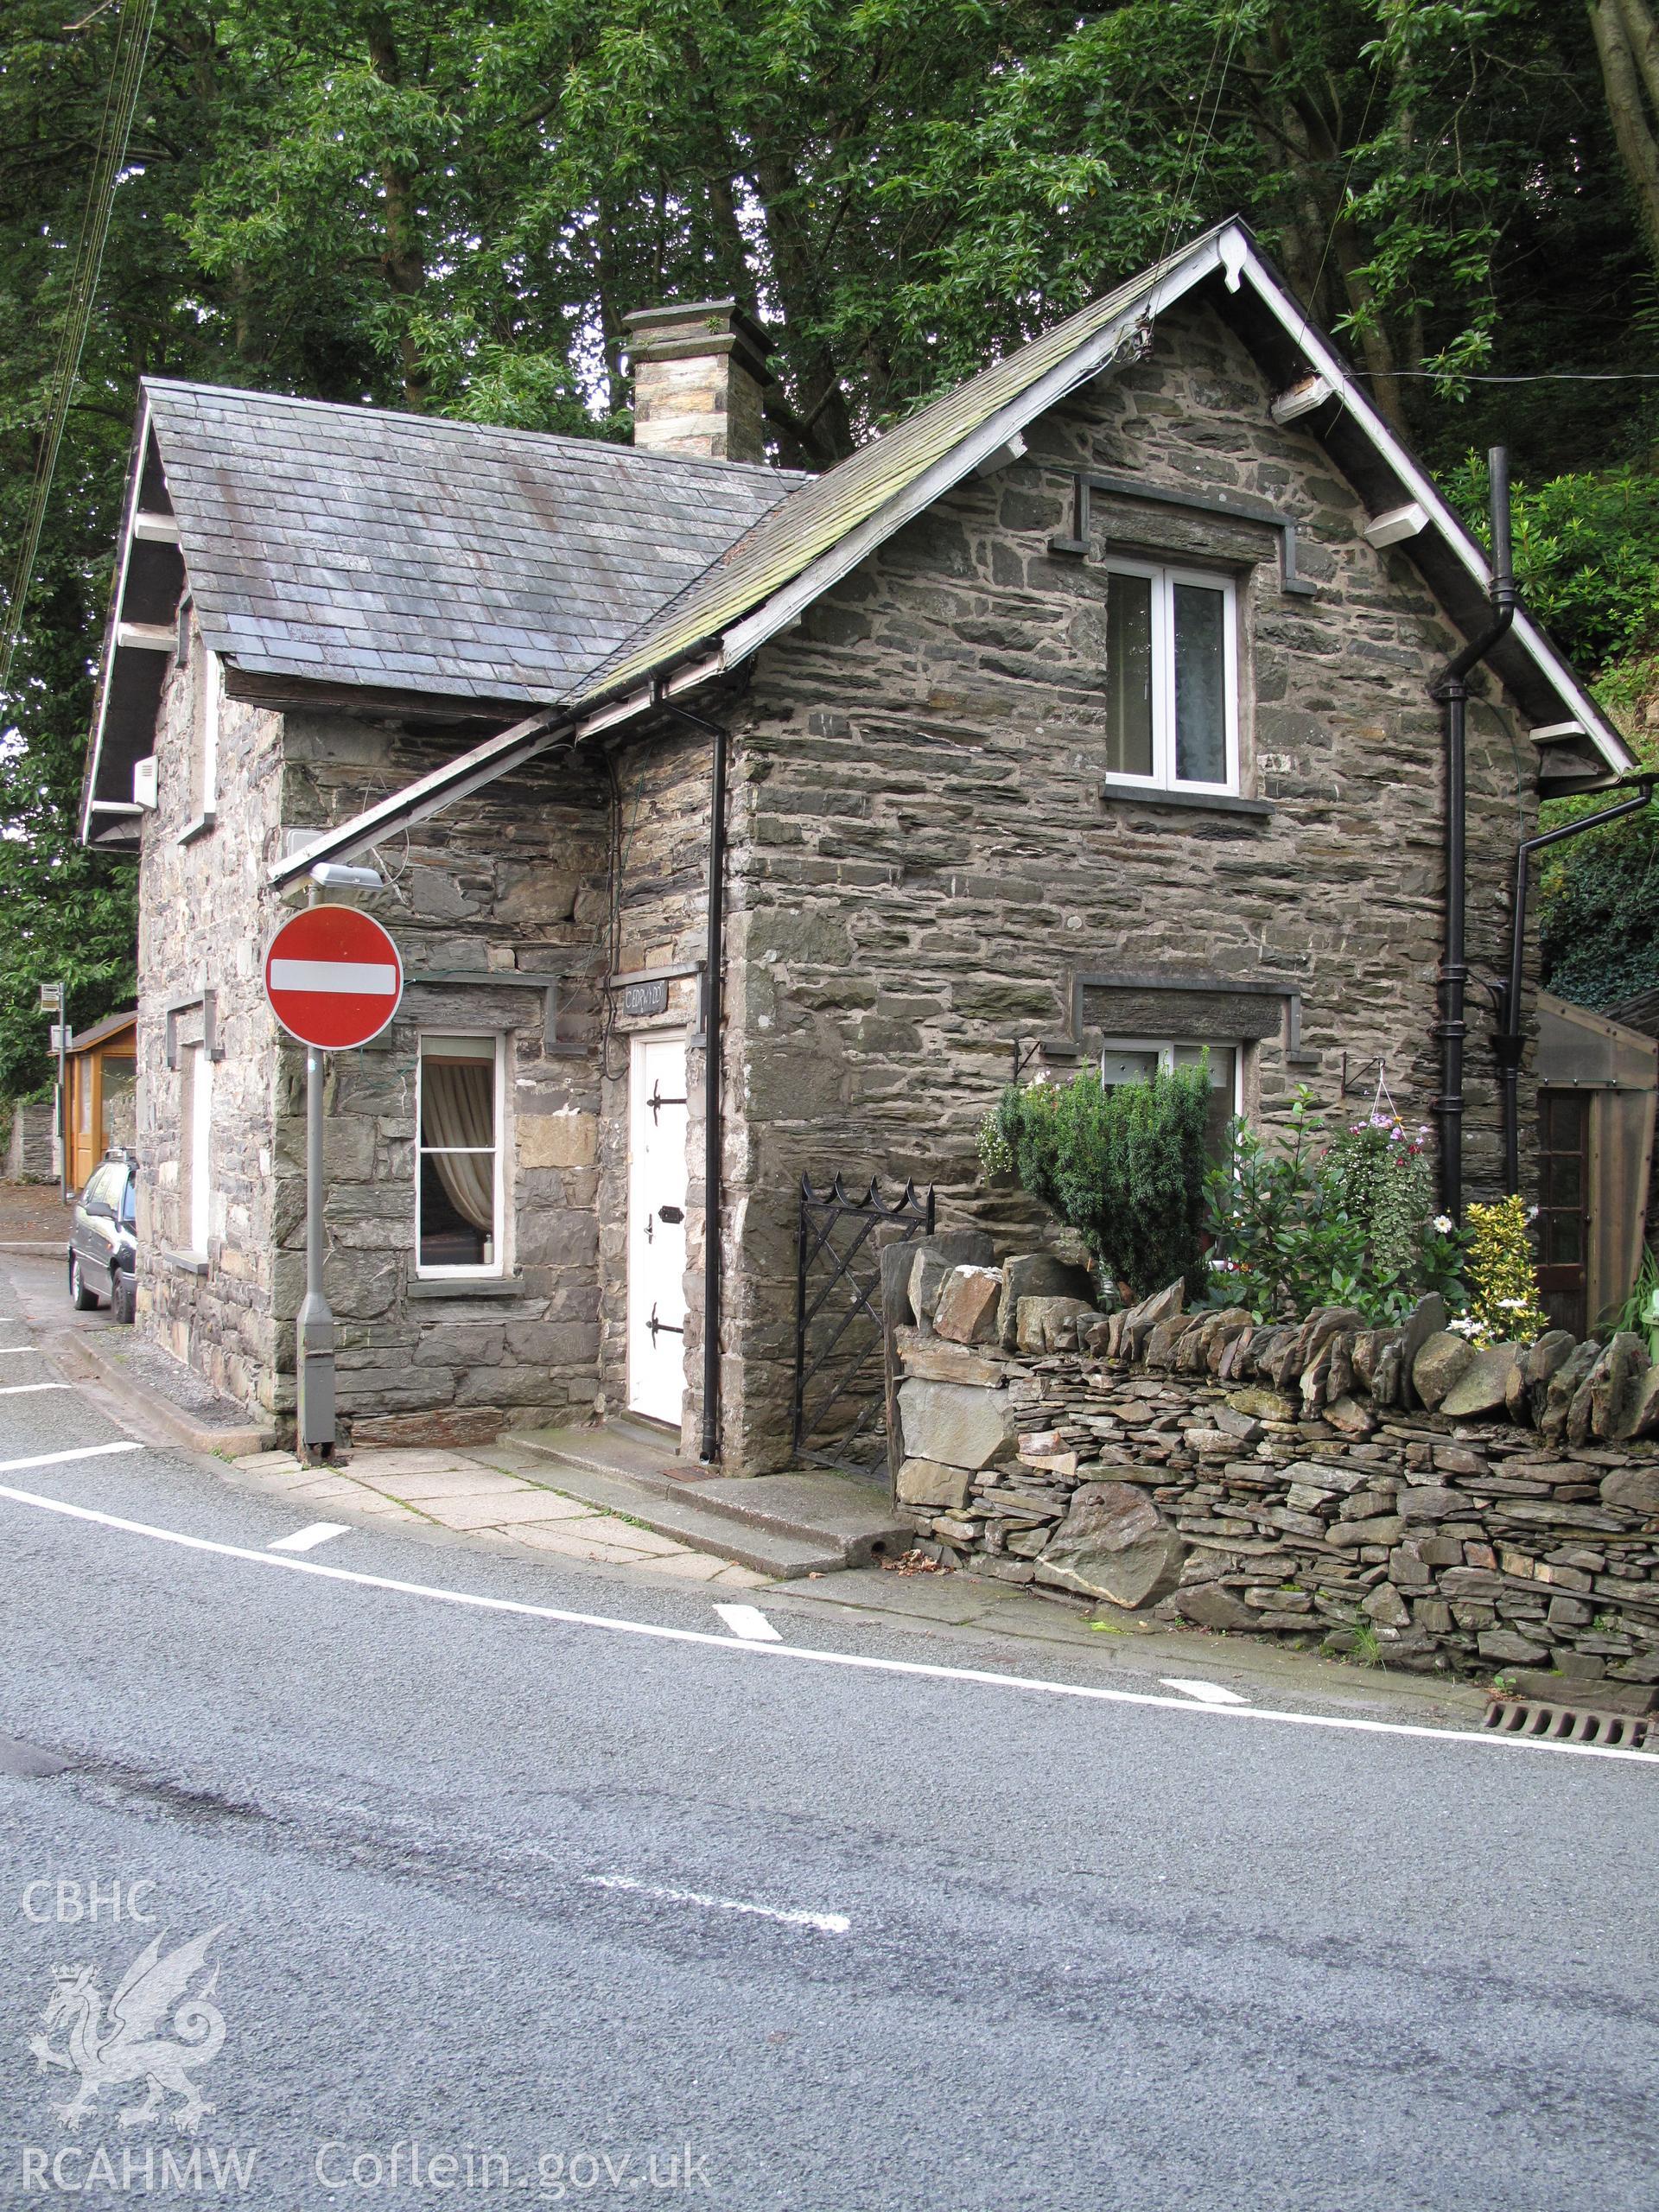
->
<box><xmin>1483</xmin><ymin>1698</ymin><xmax>1655</xmax><ymax>1751</ymax></box>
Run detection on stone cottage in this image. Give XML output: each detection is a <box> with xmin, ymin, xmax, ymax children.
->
<box><xmin>79</xmin><ymin>219</ymin><xmax>1632</xmax><ymax>1470</ymax></box>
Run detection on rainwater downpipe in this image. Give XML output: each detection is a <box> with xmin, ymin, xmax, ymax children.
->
<box><xmin>659</xmin><ymin>695</ymin><xmax>729</xmax><ymax>1465</ymax></box>
<box><xmin>1494</xmin><ymin>774</ymin><xmax>1658</xmax><ymax>1193</ymax></box>
<box><xmin>1429</xmin><ymin>446</ymin><xmax>1517</xmax><ymax>1219</ymax></box>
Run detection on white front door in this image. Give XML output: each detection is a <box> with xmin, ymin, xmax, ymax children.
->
<box><xmin>627</xmin><ymin>1034</ymin><xmax>689</xmax><ymax>1427</ymax></box>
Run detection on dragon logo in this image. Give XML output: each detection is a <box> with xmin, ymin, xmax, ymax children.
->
<box><xmin>27</xmin><ymin>1926</ymin><xmax>226</xmax><ymax>2133</ymax></box>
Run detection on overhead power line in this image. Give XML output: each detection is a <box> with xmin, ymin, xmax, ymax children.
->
<box><xmin>1</xmin><ymin>0</ymin><xmax>161</xmax><ymax>700</ymax></box>
<box><xmin>1357</xmin><ymin>370</ymin><xmax>1659</xmax><ymax>383</ymax></box>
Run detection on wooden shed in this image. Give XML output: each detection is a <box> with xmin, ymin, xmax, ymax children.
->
<box><xmin>1534</xmin><ymin>992</ymin><xmax>1657</xmax><ymax>1336</ymax></box>
<box><xmin>64</xmin><ymin>1009</ymin><xmax>137</xmax><ymax>1195</ymax></box>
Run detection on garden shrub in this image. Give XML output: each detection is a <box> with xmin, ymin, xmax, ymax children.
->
<box><xmin>1203</xmin><ymin>1093</ymin><xmax>1465</xmax><ymax>1324</ymax></box>
<box><xmin>983</xmin><ymin>1062</ymin><xmax>1211</xmax><ymax>1297</ymax></box>
<box><xmin>1454</xmin><ymin>1195</ymin><xmax>1549</xmax><ymax>1347</ymax></box>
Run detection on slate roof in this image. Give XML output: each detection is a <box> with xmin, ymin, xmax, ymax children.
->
<box><xmin>144</xmin><ymin>381</ymin><xmax>803</xmax><ymax>704</ymax></box>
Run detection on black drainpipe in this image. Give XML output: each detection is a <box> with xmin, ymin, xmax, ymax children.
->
<box><xmin>658</xmin><ymin>696</ymin><xmax>729</xmax><ymax>1465</ymax></box>
<box><xmin>1494</xmin><ymin>773</ymin><xmax>1658</xmax><ymax>1192</ymax></box>
<box><xmin>1429</xmin><ymin>446</ymin><xmax>1517</xmax><ymax>1218</ymax></box>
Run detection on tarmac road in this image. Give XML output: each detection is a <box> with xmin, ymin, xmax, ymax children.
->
<box><xmin>1</xmin><ymin>1255</ymin><xmax>1656</xmax><ymax>2211</ymax></box>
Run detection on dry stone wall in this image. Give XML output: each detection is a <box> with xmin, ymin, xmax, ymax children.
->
<box><xmin>891</xmin><ymin>1253</ymin><xmax>1659</xmax><ymax>1696</ymax></box>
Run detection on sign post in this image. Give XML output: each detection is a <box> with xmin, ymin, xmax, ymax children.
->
<box><xmin>40</xmin><ymin>983</ymin><xmax>67</xmax><ymax>1196</ymax></box>
<box><xmin>264</xmin><ymin>905</ymin><xmax>403</xmax><ymax>1460</ymax></box>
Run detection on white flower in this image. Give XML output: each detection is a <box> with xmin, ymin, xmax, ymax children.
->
<box><xmin>1433</xmin><ymin>1215</ymin><xmax>1454</xmax><ymax>1234</ymax></box>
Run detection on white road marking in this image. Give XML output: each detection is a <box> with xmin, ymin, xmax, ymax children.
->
<box><xmin>582</xmin><ymin>1874</ymin><xmax>849</xmax><ymax>1935</ymax></box>
<box><xmin>0</xmin><ymin>1382</ymin><xmax>71</xmax><ymax>1397</ymax></box>
<box><xmin>1161</xmin><ymin>1678</ymin><xmax>1249</xmax><ymax>1707</ymax></box>
<box><xmin>269</xmin><ymin>1522</ymin><xmax>351</xmax><ymax>1554</ymax></box>
<box><xmin>0</xmin><ymin>1445</ymin><xmax>143</xmax><ymax>1476</ymax></box>
<box><xmin>0</xmin><ymin>1477</ymin><xmax>1654</xmax><ymax>1768</ymax></box>
<box><xmin>269</xmin><ymin>958</ymin><xmax>397</xmax><ymax>995</ymax></box>
<box><xmin>0</xmin><ymin>1346</ymin><xmax>42</xmax><ymax>1356</ymax></box>
<box><xmin>714</xmin><ymin>1603</ymin><xmax>782</xmax><ymax>1643</ymax></box>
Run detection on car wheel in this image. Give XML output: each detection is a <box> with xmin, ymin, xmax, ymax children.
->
<box><xmin>111</xmin><ymin>1273</ymin><xmax>136</xmax><ymax>1325</ymax></box>
<box><xmin>69</xmin><ymin>1255</ymin><xmax>100</xmax><ymax>1312</ymax></box>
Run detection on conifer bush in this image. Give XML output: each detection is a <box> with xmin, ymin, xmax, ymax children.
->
<box><xmin>982</xmin><ymin>1062</ymin><xmax>1211</xmax><ymax>1297</ymax></box>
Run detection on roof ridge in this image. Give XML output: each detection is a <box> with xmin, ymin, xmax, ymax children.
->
<box><xmin>141</xmin><ymin>377</ymin><xmax>811</xmax><ymax>485</ymax></box>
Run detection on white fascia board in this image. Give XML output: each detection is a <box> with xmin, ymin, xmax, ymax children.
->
<box><xmin>81</xmin><ymin>392</ymin><xmax>155</xmax><ymax>846</ymax></box>
<box><xmin>717</xmin><ymin>234</ymin><xmax>1227</xmax><ymax>672</ymax></box>
<box><xmin>267</xmin><ymin>707</ymin><xmax>563</xmax><ymax>887</ymax></box>
<box><xmin>575</xmin><ymin>684</ymin><xmax>654</xmax><ymax>737</ymax></box>
<box><xmin>1236</xmin><ymin>251</ymin><xmax>1634</xmax><ymax>778</ymax></box>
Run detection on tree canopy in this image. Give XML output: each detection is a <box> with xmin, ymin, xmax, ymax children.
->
<box><xmin>3</xmin><ymin>0</ymin><xmax>1658</xmax><ymax>1094</ymax></box>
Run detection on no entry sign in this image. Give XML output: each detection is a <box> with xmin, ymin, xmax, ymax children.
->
<box><xmin>264</xmin><ymin>906</ymin><xmax>403</xmax><ymax>1051</ymax></box>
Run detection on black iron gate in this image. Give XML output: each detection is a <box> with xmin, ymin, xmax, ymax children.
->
<box><xmin>793</xmin><ymin>1173</ymin><xmax>935</xmax><ymax>1478</ymax></box>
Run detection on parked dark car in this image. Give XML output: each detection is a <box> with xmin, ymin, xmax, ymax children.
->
<box><xmin>67</xmin><ymin>1151</ymin><xmax>137</xmax><ymax>1323</ymax></box>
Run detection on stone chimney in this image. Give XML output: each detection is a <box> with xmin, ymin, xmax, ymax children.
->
<box><xmin>624</xmin><ymin>299</ymin><xmax>774</xmax><ymax>465</ymax></box>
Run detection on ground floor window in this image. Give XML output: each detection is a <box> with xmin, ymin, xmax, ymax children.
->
<box><xmin>416</xmin><ymin>1033</ymin><xmax>502</xmax><ymax>1274</ymax></box>
<box><xmin>1099</xmin><ymin>1038</ymin><xmax>1239</xmax><ymax>1163</ymax></box>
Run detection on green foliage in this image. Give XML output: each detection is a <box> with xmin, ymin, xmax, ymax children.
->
<box><xmin>1536</xmin><ymin>790</ymin><xmax>1659</xmax><ymax>1008</ymax></box>
<box><xmin>1444</xmin><ymin>457</ymin><xmax>1659</xmax><ymax>1010</ymax></box>
<box><xmin>991</xmin><ymin>1064</ymin><xmax>1211</xmax><ymax>1298</ymax></box>
<box><xmin>1447</xmin><ymin>459</ymin><xmax>1659</xmax><ymax>670</ymax></box>
<box><xmin>3</xmin><ymin>0</ymin><xmax>1657</xmax><ymax>1094</ymax></box>
<box><xmin>1453</xmin><ymin>1195</ymin><xmax>1549</xmax><ymax>1347</ymax></box>
<box><xmin>1602</xmin><ymin>1242</ymin><xmax>1659</xmax><ymax>1345</ymax></box>
<box><xmin>1204</xmin><ymin>1093</ymin><xmax>1465</xmax><ymax>1323</ymax></box>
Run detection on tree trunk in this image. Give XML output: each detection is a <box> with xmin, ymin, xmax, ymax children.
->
<box><xmin>751</xmin><ymin>149</ymin><xmax>857</xmax><ymax>460</ymax></box>
<box><xmin>1588</xmin><ymin>0</ymin><xmax>1659</xmax><ymax>272</ymax></box>
<box><xmin>1616</xmin><ymin>0</ymin><xmax>1659</xmax><ymax>115</ymax></box>
<box><xmin>364</xmin><ymin>11</ymin><xmax>429</xmax><ymax>410</ymax></box>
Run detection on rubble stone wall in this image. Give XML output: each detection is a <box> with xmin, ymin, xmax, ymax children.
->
<box><xmin>137</xmin><ymin>620</ymin><xmax>287</xmax><ymax>1409</ymax></box>
<box><xmin>720</xmin><ymin>289</ymin><xmax>1540</xmax><ymax>1475</ymax></box>
<box><xmin>890</xmin><ymin>1256</ymin><xmax>1659</xmax><ymax>1691</ymax></box>
<box><xmin>275</xmin><ymin>712</ymin><xmax>613</xmax><ymax>1445</ymax></box>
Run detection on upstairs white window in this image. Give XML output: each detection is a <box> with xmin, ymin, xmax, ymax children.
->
<box><xmin>416</xmin><ymin>1034</ymin><xmax>503</xmax><ymax>1276</ymax></box>
<box><xmin>1104</xmin><ymin>562</ymin><xmax>1238</xmax><ymax>794</ymax></box>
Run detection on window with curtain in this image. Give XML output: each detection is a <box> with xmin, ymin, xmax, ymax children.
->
<box><xmin>416</xmin><ymin>1035</ymin><xmax>500</xmax><ymax>1274</ymax></box>
<box><xmin>1100</xmin><ymin>1039</ymin><xmax>1240</xmax><ymax>1165</ymax></box>
<box><xmin>1103</xmin><ymin>561</ymin><xmax>1238</xmax><ymax>793</ymax></box>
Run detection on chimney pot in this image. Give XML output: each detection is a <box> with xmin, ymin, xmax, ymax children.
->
<box><xmin>624</xmin><ymin>298</ymin><xmax>774</xmax><ymax>465</ymax></box>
